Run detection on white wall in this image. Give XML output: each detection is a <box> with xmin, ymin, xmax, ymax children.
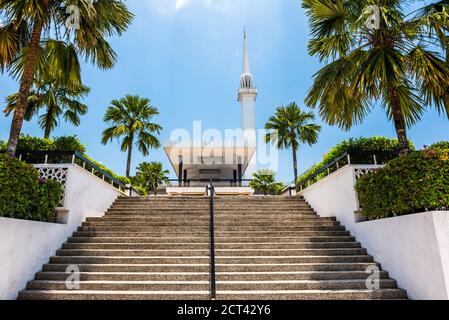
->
<box><xmin>0</xmin><ymin>164</ymin><xmax>123</xmax><ymax>300</ymax></box>
<box><xmin>355</xmin><ymin>212</ymin><xmax>449</xmax><ymax>300</ymax></box>
<box><xmin>299</xmin><ymin>165</ymin><xmax>449</xmax><ymax>300</ymax></box>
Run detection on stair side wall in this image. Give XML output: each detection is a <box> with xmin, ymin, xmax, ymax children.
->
<box><xmin>299</xmin><ymin>165</ymin><xmax>449</xmax><ymax>300</ymax></box>
<box><xmin>0</xmin><ymin>164</ymin><xmax>123</xmax><ymax>300</ymax></box>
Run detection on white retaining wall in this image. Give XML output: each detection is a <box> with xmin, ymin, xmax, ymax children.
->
<box><xmin>299</xmin><ymin>165</ymin><xmax>449</xmax><ymax>300</ymax></box>
<box><xmin>0</xmin><ymin>164</ymin><xmax>124</xmax><ymax>300</ymax></box>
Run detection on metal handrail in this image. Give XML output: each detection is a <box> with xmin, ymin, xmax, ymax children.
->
<box><xmin>289</xmin><ymin>153</ymin><xmax>350</xmax><ymax>193</ymax></box>
<box><xmin>17</xmin><ymin>150</ymin><xmax>140</xmax><ymax>195</ymax></box>
<box><xmin>287</xmin><ymin>152</ymin><xmax>382</xmax><ymax>194</ymax></box>
<box><xmin>167</xmin><ymin>178</ymin><xmax>253</xmax><ymax>187</ymax></box>
<box><xmin>208</xmin><ymin>180</ymin><xmax>217</xmax><ymax>300</ymax></box>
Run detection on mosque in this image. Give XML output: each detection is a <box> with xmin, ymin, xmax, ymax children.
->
<box><xmin>164</xmin><ymin>31</ymin><xmax>258</xmax><ymax>196</ymax></box>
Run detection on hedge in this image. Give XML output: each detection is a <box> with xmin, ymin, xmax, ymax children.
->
<box><xmin>355</xmin><ymin>147</ymin><xmax>449</xmax><ymax>220</ymax></box>
<box><xmin>0</xmin><ymin>135</ymin><xmax>129</xmax><ymax>185</ymax></box>
<box><xmin>0</xmin><ymin>154</ymin><xmax>62</xmax><ymax>222</ymax></box>
<box><xmin>297</xmin><ymin>136</ymin><xmax>414</xmax><ymax>184</ymax></box>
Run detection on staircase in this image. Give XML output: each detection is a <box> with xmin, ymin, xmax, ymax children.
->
<box><xmin>18</xmin><ymin>196</ymin><xmax>406</xmax><ymax>300</ymax></box>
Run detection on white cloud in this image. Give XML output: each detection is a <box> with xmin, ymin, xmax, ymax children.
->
<box><xmin>145</xmin><ymin>0</ymin><xmax>231</xmax><ymax>13</ymax></box>
<box><xmin>175</xmin><ymin>0</ymin><xmax>191</xmax><ymax>10</ymax></box>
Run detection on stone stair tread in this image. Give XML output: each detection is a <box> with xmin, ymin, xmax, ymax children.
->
<box><xmin>19</xmin><ymin>196</ymin><xmax>406</xmax><ymax>300</ymax></box>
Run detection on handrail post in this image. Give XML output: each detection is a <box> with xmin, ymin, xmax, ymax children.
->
<box><xmin>208</xmin><ymin>179</ymin><xmax>216</xmax><ymax>300</ymax></box>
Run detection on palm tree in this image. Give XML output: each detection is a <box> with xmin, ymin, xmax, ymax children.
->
<box><xmin>302</xmin><ymin>0</ymin><xmax>449</xmax><ymax>155</ymax></box>
<box><xmin>135</xmin><ymin>162</ymin><xmax>170</xmax><ymax>196</ymax></box>
<box><xmin>0</xmin><ymin>0</ymin><xmax>133</xmax><ymax>155</ymax></box>
<box><xmin>101</xmin><ymin>95</ymin><xmax>162</xmax><ymax>178</ymax></box>
<box><xmin>4</xmin><ymin>78</ymin><xmax>89</xmax><ymax>138</ymax></box>
<box><xmin>265</xmin><ymin>103</ymin><xmax>321</xmax><ymax>183</ymax></box>
<box><xmin>249</xmin><ymin>169</ymin><xmax>285</xmax><ymax>196</ymax></box>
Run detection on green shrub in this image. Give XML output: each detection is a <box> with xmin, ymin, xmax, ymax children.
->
<box><xmin>431</xmin><ymin>141</ymin><xmax>449</xmax><ymax>150</ymax></box>
<box><xmin>53</xmin><ymin>136</ymin><xmax>86</xmax><ymax>153</ymax></box>
<box><xmin>249</xmin><ymin>169</ymin><xmax>285</xmax><ymax>195</ymax></box>
<box><xmin>0</xmin><ymin>135</ymin><xmax>85</xmax><ymax>154</ymax></box>
<box><xmin>0</xmin><ymin>154</ymin><xmax>62</xmax><ymax>222</ymax></box>
<box><xmin>298</xmin><ymin>137</ymin><xmax>415</xmax><ymax>184</ymax></box>
<box><xmin>0</xmin><ymin>135</ymin><xmax>128</xmax><ymax>185</ymax></box>
<box><xmin>355</xmin><ymin>148</ymin><xmax>449</xmax><ymax>220</ymax></box>
<box><xmin>15</xmin><ymin>135</ymin><xmax>54</xmax><ymax>153</ymax></box>
<box><xmin>82</xmin><ymin>154</ymin><xmax>130</xmax><ymax>186</ymax></box>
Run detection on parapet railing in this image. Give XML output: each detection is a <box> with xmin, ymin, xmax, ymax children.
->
<box><xmin>283</xmin><ymin>153</ymin><xmax>385</xmax><ymax>195</ymax></box>
<box><xmin>166</xmin><ymin>179</ymin><xmax>253</xmax><ymax>188</ymax></box>
<box><xmin>17</xmin><ymin>150</ymin><xmax>140</xmax><ymax>196</ymax></box>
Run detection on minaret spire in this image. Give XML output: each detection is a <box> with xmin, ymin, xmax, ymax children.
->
<box><xmin>243</xmin><ymin>27</ymin><xmax>250</xmax><ymax>74</ymax></box>
<box><xmin>237</xmin><ymin>29</ymin><xmax>258</xmax><ymax>177</ymax></box>
<box><xmin>240</xmin><ymin>29</ymin><xmax>254</xmax><ymax>89</ymax></box>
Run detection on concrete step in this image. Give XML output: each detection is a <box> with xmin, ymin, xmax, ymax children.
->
<box><xmin>78</xmin><ymin>226</ymin><xmax>210</xmax><ymax>232</ymax></box>
<box><xmin>68</xmin><ymin>236</ymin><xmax>356</xmax><ymax>244</ymax></box>
<box><xmin>26</xmin><ymin>280</ymin><xmax>210</xmax><ymax>291</ymax></box>
<box><xmin>35</xmin><ymin>272</ymin><xmax>210</xmax><ymax>282</ymax></box>
<box><xmin>48</xmin><ymin>255</ymin><xmax>374</xmax><ymax>264</ymax></box>
<box><xmin>104</xmin><ymin>212</ymin><xmax>317</xmax><ymax>218</ymax></box>
<box><xmin>42</xmin><ymin>262</ymin><xmax>380</xmax><ymax>273</ymax></box>
<box><xmin>72</xmin><ymin>231</ymin><xmax>210</xmax><ymax>238</ymax></box>
<box><xmin>77</xmin><ymin>226</ymin><xmax>345</xmax><ymax>232</ymax></box>
<box><xmin>81</xmin><ymin>221</ymin><xmax>338</xmax><ymax>227</ymax></box>
<box><xmin>43</xmin><ymin>263</ymin><xmax>210</xmax><ymax>273</ymax></box>
<box><xmin>61</xmin><ymin>242</ymin><xmax>361</xmax><ymax>250</ymax></box>
<box><xmin>72</xmin><ymin>231</ymin><xmax>351</xmax><ymax>237</ymax></box>
<box><xmin>108</xmin><ymin>205</ymin><xmax>313</xmax><ymax>210</ymax></box>
<box><xmin>18</xmin><ymin>290</ymin><xmax>210</xmax><ymax>300</ymax></box>
<box><xmin>25</xmin><ymin>279</ymin><xmax>396</xmax><ymax>291</ymax></box>
<box><xmin>35</xmin><ymin>270</ymin><xmax>388</xmax><ymax>282</ymax></box>
<box><xmin>216</xmin><ymin>289</ymin><xmax>407</xmax><ymax>300</ymax></box>
<box><xmin>86</xmin><ymin>214</ymin><xmax>328</xmax><ymax>224</ymax></box>
<box><xmin>18</xmin><ymin>289</ymin><xmax>406</xmax><ymax>300</ymax></box>
<box><xmin>55</xmin><ymin>248</ymin><xmax>367</xmax><ymax>257</ymax></box>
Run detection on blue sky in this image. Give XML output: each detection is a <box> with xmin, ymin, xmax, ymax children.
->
<box><xmin>1</xmin><ymin>0</ymin><xmax>448</xmax><ymax>182</ymax></box>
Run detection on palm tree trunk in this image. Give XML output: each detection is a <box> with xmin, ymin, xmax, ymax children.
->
<box><xmin>126</xmin><ymin>135</ymin><xmax>134</xmax><ymax>178</ymax></box>
<box><xmin>292</xmin><ymin>145</ymin><xmax>298</xmax><ymax>183</ymax></box>
<box><xmin>6</xmin><ymin>18</ymin><xmax>44</xmax><ymax>155</ymax></box>
<box><xmin>389</xmin><ymin>88</ymin><xmax>410</xmax><ymax>155</ymax></box>
<box><xmin>44</xmin><ymin>103</ymin><xmax>55</xmax><ymax>139</ymax></box>
<box><xmin>44</xmin><ymin>115</ymin><xmax>52</xmax><ymax>139</ymax></box>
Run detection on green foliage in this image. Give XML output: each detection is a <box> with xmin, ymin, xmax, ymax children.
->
<box><xmin>4</xmin><ymin>79</ymin><xmax>90</xmax><ymax>138</ymax></box>
<box><xmin>355</xmin><ymin>148</ymin><xmax>449</xmax><ymax>220</ymax></box>
<box><xmin>249</xmin><ymin>169</ymin><xmax>285</xmax><ymax>196</ymax></box>
<box><xmin>101</xmin><ymin>95</ymin><xmax>162</xmax><ymax>177</ymax></box>
<box><xmin>430</xmin><ymin>141</ymin><xmax>449</xmax><ymax>151</ymax></box>
<box><xmin>15</xmin><ymin>135</ymin><xmax>54</xmax><ymax>152</ymax></box>
<box><xmin>0</xmin><ymin>135</ymin><xmax>128</xmax><ymax>185</ymax></box>
<box><xmin>265</xmin><ymin>102</ymin><xmax>321</xmax><ymax>181</ymax></box>
<box><xmin>0</xmin><ymin>134</ymin><xmax>85</xmax><ymax>154</ymax></box>
<box><xmin>133</xmin><ymin>162</ymin><xmax>169</xmax><ymax>196</ymax></box>
<box><xmin>0</xmin><ymin>154</ymin><xmax>62</xmax><ymax>222</ymax></box>
<box><xmin>298</xmin><ymin>136</ymin><xmax>415</xmax><ymax>184</ymax></box>
<box><xmin>302</xmin><ymin>0</ymin><xmax>449</xmax><ymax>154</ymax></box>
<box><xmin>82</xmin><ymin>154</ymin><xmax>130</xmax><ymax>186</ymax></box>
<box><xmin>52</xmin><ymin>136</ymin><xmax>86</xmax><ymax>153</ymax></box>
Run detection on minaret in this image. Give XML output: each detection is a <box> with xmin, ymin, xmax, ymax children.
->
<box><xmin>238</xmin><ymin>29</ymin><xmax>257</xmax><ymax>147</ymax></box>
